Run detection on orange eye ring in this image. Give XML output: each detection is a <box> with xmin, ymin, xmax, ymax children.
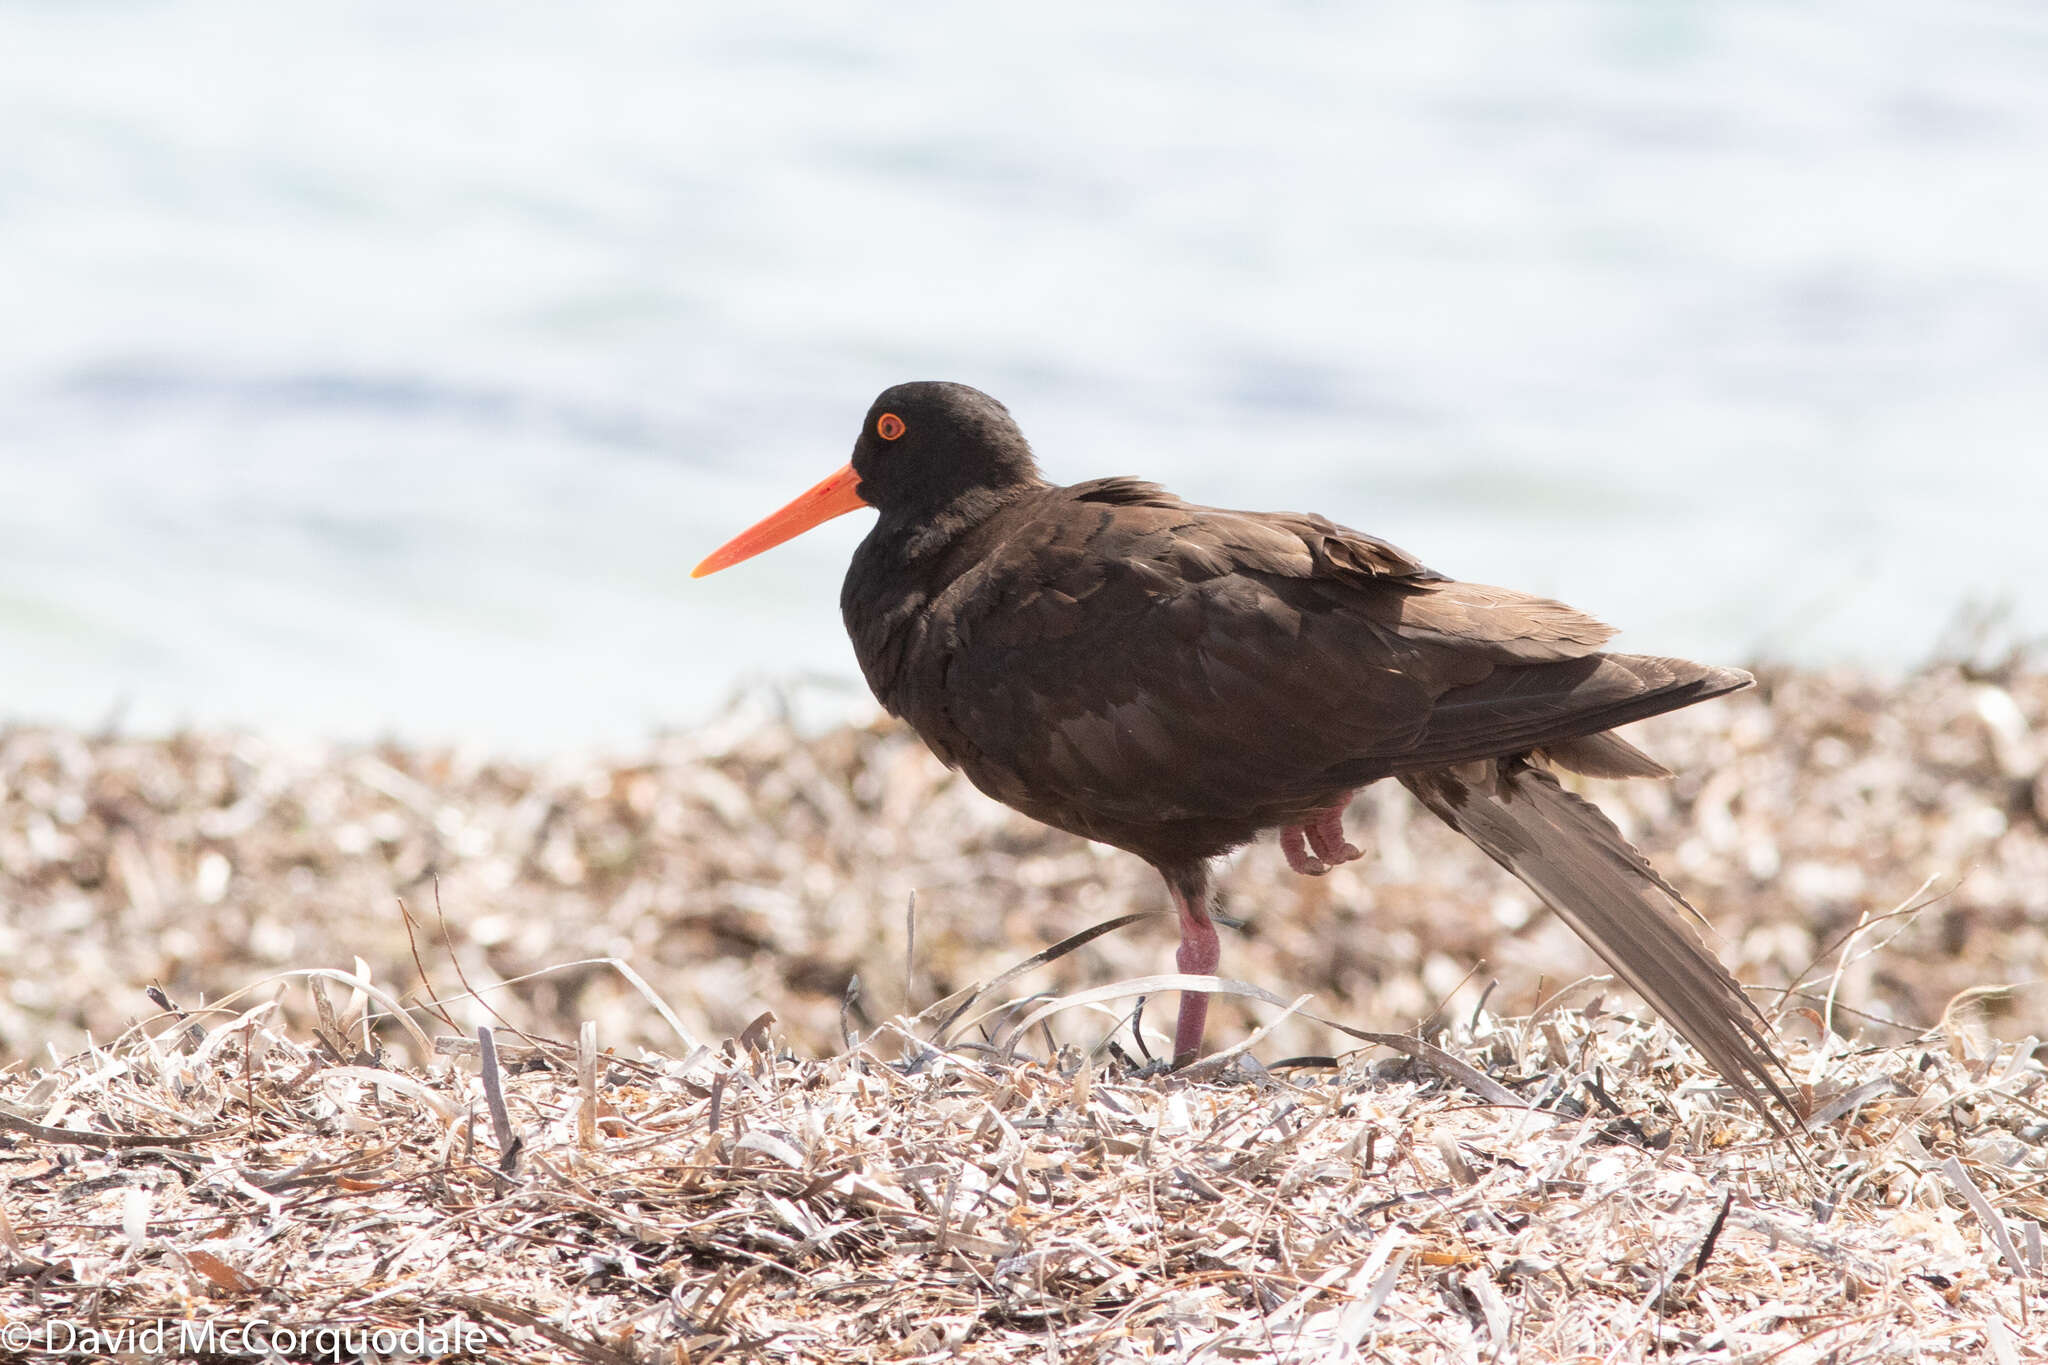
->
<box><xmin>876</xmin><ymin>412</ymin><xmax>906</xmax><ymax>441</ymax></box>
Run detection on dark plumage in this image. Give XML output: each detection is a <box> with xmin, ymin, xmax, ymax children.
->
<box><xmin>696</xmin><ymin>381</ymin><xmax>1797</xmax><ymax>1127</ymax></box>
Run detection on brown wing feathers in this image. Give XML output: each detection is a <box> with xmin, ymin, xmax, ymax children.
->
<box><xmin>1367</xmin><ymin>653</ymin><xmax>1753</xmax><ymax>779</ymax></box>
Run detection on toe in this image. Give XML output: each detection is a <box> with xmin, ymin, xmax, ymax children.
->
<box><xmin>1280</xmin><ymin>825</ymin><xmax>1324</xmax><ymax>876</ymax></box>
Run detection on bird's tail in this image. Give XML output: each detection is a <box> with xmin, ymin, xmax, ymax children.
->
<box><xmin>1400</xmin><ymin>758</ymin><xmax>1799</xmax><ymax>1131</ymax></box>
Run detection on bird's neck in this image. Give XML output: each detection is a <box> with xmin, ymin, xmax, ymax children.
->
<box><xmin>871</xmin><ymin>478</ymin><xmax>1049</xmax><ymax>566</ymax></box>
<box><xmin>841</xmin><ymin>478</ymin><xmax>1048</xmax><ymax>715</ymax></box>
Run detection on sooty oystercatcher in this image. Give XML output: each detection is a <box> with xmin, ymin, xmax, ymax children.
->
<box><xmin>695</xmin><ymin>381</ymin><xmax>1794</xmax><ymax>1125</ymax></box>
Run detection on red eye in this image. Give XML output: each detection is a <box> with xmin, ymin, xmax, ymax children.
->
<box><xmin>876</xmin><ymin>412</ymin><xmax>905</xmax><ymax>441</ymax></box>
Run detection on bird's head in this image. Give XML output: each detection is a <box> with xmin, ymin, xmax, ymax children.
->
<box><xmin>692</xmin><ymin>381</ymin><xmax>1040</xmax><ymax>578</ymax></box>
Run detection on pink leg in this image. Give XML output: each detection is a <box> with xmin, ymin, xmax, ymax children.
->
<box><xmin>1280</xmin><ymin>792</ymin><xmax>1362</xmax><ymax>876</ymax></box>
<box><xmin>1165</xmin><ymin>865</ymin><xmax>1217</xmax><ymax>1067</ymax></box>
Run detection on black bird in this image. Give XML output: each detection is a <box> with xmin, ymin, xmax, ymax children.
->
<box><xmin>695</xmin><ymin>381</ymin><xmax>1795</xmax><ymax>1125</ymax></box>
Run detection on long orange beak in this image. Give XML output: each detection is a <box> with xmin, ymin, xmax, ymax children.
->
<box><xmin>691</xmin><ymin>463</ymin><xmax>871</xmax><ymax>578</ymax></box>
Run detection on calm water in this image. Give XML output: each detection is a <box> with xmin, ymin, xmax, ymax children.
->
<box><xmin>3</xmin><ymin>2</ymin><xmax>2044</xmax><ymax>750</ymax></box>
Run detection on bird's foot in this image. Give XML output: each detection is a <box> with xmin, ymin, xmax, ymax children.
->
<box><xmin>1280</xmin><ymin>824</ymin><xmax>1329</xmax><ymax>876</ymax></box>
<box><xmin>1281</xmin><ymin>795</ymin><xmax>1362</xmax><ymax>876</ymax></box>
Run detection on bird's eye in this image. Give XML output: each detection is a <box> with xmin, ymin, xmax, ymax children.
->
<box><xmin>876</xmin><ymin>413</ymin><xmax>905</xmax><ymax>441</ymax></box>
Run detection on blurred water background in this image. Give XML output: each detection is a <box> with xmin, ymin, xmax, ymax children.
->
<box><xmin>2</xmin><ymin>2</ymin><xmax>2044</xmax><ymax>752</ymax></box>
